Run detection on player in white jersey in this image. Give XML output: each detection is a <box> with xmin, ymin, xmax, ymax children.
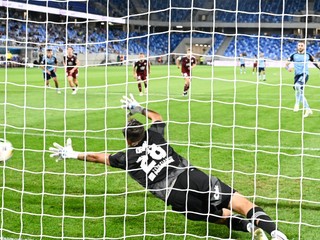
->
<box><xmin>239</xmin><ymin>53</ymin><xmax>246</xmax><ymax>74</ymax></box>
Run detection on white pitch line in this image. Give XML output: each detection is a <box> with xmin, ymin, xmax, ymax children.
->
<box><xmin>1</xmin><ymin>130</ymin><xmax>319</xmax><ymax>151</ymax></box>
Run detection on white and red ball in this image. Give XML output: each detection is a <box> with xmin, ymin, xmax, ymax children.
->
<box><xmin>0</xmin><ymin>139</ymin><xmax>13</xmax><ymax>162</ymax></box>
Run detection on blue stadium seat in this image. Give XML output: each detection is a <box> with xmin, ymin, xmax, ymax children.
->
<box><xmin>223</xmin><ymin>34</ymin><xmax>319</xmax><ymax>60</ymax></box>
<box><xmin>215</xmin><ymin>0</ymin><xmax>306</xmax><ymax>22</ymax></box>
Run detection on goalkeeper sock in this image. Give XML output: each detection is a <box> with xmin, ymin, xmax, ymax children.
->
<box><xmin>227</xmin><ymin>214</ymin><xmax>252</xmax><ymax>232</ymax></box>
<box><xmin>246</xmin><ymin>206</ymin><xmax>276</xmax><ymax>235</ymax></box>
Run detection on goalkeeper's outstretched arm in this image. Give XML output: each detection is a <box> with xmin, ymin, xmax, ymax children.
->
<box><xmin>77</xmin><ymin>152</ymin><xmax>111</xmax><ymax>165</ymax></box>
<box><xmin>121</xmin><ymin>94</ymin><xmax>162</xmax><ymax>122</ymax></box>
<box><xmin>142</xmin><ymin>108</ymin><xmax>162</xmax><ymax>123</ymax></box>
<box><xmin>49</xmin><ymin>138</ymin><xmax>112</xmax><ymax>165</ymax></box>
<box><xmin>50</xmin><ymin>94</ymin><xmax>161</xmax><ymax>165</ymax></box>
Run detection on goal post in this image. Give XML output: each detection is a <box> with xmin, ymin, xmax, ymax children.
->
<box><xmin>1</xmin><ymin>1</ymin><xmax>320</xmax><ymax>240</ymax></box>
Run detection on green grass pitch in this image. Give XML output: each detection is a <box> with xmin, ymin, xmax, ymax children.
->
<box><xmin>0</xmin><ymin>64</ymin><xmax>320</xmax><ymax>239</ymax></box>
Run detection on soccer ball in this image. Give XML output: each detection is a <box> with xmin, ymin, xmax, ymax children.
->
<box><xmin>0</xmin><ymin>139</ymin><xmax>13</xmax><ymax>162</ymax></box>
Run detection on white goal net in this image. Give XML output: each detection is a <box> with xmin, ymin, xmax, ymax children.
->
<box><xmin>1</xmin><ymin>0</ymin><xmax>320</xmax><ymax>239</ymax></box>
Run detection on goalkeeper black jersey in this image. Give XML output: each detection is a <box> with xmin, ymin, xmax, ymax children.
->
<box><xmin>109</xmin><ymin>121</ymin><xmax>188</xmax><ymax>200</ymax></box>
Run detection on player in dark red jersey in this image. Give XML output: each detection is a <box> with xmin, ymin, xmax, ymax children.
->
<box><xmin>176</xmin><ymin>48</ymin><xmax>196</xmax><ymax>96</ymax></box>
<box><xmin>133</xmin><ymin>53</ymin><xmax>150</xmax><ymax>96</ymax></box>
<box><xmin>252</xmin><ymin>55</ymin><xmax>258</xmax><ymax>75</ymax></box>
<box><xmin>50</xmin><ymin>94</ymin><xmax>288</xmax><ymax>240</ymax></box>
<box><xmin>63</xmin><ymin>47</ymin><xmax>80</xmax><ymax>95</ymax></box>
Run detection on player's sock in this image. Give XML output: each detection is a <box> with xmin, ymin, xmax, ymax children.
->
<box><xmin>302</xmin><ymin>96</ymin><xmax>310</xmax><ymax>109</ymax></box>
<box><xmin>184</xmin><ymin>84</ymin><xmax>189</xmax><ymax>92</ymax></box>
<box><xmin>298</xmin><ymin>89</ymin><xmax>307</xmax><ymax>108</ymax></box>
<box><xmin>226</xmin><ymin>214</ymin><xmax>252</xmax><ymax>232</ymax></box>
<box><xmin>246</xmin><ymin>206</ymin><xmax>276</xmax><ymax>235</ymax></box>
<box><xmin>263</xmin><ymin>74</ymin><xmax>266</xmax><ymax>81</ymax></box>
<box><xmin>226</xmin><ymin>214</ymin><xmax>268</xmax><ymax>240</ymax></box>
<box><xmin>138</xmin><ymin>83</ymin><xmax>142</xmax><ymax>92</ymax></box>
<box><xmin>295</xmin><ymin>89</ymin><xmax>301</xmax><ymax>106</ymax></box>
<box><xmin>144</xmin><ymin>82</ymin><xmax>147</xmax><ymax>88</ymax></box>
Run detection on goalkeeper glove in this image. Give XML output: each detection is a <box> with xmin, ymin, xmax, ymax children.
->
<box><xmin>49</xmin><ymin>138</ymin><xmax>79</xmax><ymax>162</ymax></box>
<box><xmin>120</xmin><ymin>93</ymin><xmax>144</xmax><ymax>116</ymax></box>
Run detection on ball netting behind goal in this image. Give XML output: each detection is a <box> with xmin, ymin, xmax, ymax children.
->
<box><xmin>1</xmin><ymin>0</ymin><xmax>320</xmax><ymax>239</ymax></box>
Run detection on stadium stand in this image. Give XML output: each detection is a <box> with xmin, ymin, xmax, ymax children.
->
<box><xmin>2</xmin><ymin>12</ymin><xmax>319</xmax><ymax>60</ymax></box>
<box><xmin>224</xmin><ymin>34</ymin><xmax>320</xmax><ymax>60</ymax></box>
<box><xmin>205</xmin><ymin>34</ymin><xmax>226</xmax><ymax>56</ymax></box>
<box><xmin>9</xmin><ymin>0</ymin><xmax>137</xmax><ymax>17</ymax></box>
<box><xmin>215</xmin><ymin>0</ymin><xmax>305</xmax><ymax>23</ymax></box>
<box><xmin>1</xmin><ymin>0</ymin><xmax>320</xmax><ymax>60</ymax></box>
<box><xmin>9</xmin><ymin>0</ymin><xmax>102</xmax><ymax>15</ymax></box>
<box><xmin>1</xmin><ymin>8</ymin><xmax>225</xmax><ymax>56</ymax></box>
<box><xmin>138</xmin><ymin>0</ymin><xmax>207</xmax><ymax>22</ymax></box>
<box><xmin>6</xmin><ymin>0</ymin><xmax>310</xmax><ymax>22</ymax></box>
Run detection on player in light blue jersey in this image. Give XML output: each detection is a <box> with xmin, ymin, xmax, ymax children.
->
<box><xmin>239</xmin><ymin>53</ymin><xmax>246</xmax><ymax>74</ymax></box>
<box><xmin>40</xmin><ymin>49</ymin><xmax>61</xmax><ymax>94</ymax></box>
<box><xmin>285</xmin><ymin>41</ymin><xmax>320</xmax><ymax>118</ymax></box>
<box><xmin>258</xmin><ymin>53</ymin><xmax>266</xmax><ymax>81</ymax></box>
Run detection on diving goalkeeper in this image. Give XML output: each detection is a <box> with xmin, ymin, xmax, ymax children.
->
<box><xmin>49</xmin><ymin>94</ymin><xmax>288</xmax><ymax>240</ymax></box>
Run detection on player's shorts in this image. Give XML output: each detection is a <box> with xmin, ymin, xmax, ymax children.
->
<box><xmin>66</xmin><ymin>69</ymin><xmax>79</xmax><ymax>79</ymax></box>
<box><xmin>240</xmin><ymin>64</ymin><xmax>245</xmax><ymax>67</ymax></box>
<box><xmin>293</xmin><ymin>73</ymin><xmax>309</xmax><ymax>90</ymax></box>
<box><xmin>167</xmin><ymin>168</ymin><xmax>235</xmax><ymax>223</ymax></box>
<box><xmin>43</xmin><ymin>70</ymin><xmax>57</xmax><ymax>80</ymax></box>
<box><xmin>182</xmin><ymin>71</ymin><xmax>191</xmax><ymax>78</ymax></box>
<box><xmin>137</xmin><ymin>73</ymin><xmax>147</xmax><ymax>81</ymax></box>
<box><xmin>253</xmin><ymin>63</ymin><xmax>257</xmax><ymax>67</ymax></box>
<box><xmin>258</xmin><ymin>67</ymin><xmax>265</xmax><ymax>73</ymax></box>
